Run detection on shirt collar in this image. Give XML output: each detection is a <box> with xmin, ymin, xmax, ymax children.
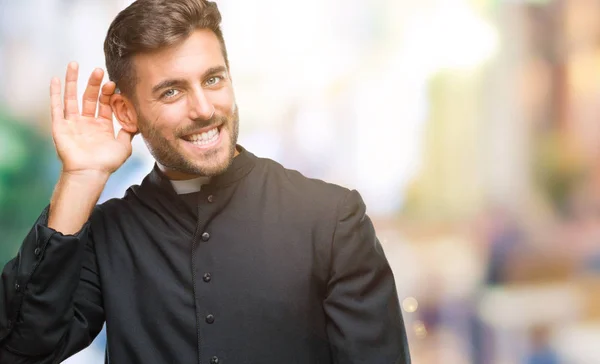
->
<box><xmin>169</xmin><ymin>176</ymin><xmax>210</xmax><ymax>195</ymax></box>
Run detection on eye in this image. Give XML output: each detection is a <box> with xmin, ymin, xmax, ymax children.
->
<box><xmin>205</xmin><ymin>76</ymin><xmax>222</xmax><ymax>87</ymax></box>
<box><xmin>161</xmin><ymin>89</ymin><xmax>180</xmax><ymax>99</ymax></box>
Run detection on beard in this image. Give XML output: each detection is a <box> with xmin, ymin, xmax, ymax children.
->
<box><xmin>138</xmin><ymin>106</ymin><xmax>239</xmax><ymax>177</ymax></box>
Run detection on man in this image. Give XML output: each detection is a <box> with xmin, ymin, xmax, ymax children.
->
<box><xmin>0</xmin><ymin>0</ymin><xmax>411</xmax><ymax>363</ymax></box>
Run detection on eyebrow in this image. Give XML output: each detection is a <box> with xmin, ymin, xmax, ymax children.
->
<box><xmin>151</xmin><ymin>66</ymin><xmax>229</xmax><ymax>95</ymax></box>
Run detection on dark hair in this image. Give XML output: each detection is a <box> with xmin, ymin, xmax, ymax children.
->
<box><xmin>103</xmin><ymin>0</ymin><xmax>229</xmax><ymax>96</ymax></box>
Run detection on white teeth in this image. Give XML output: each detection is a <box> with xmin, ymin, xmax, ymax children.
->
<box><xmin>187</xmin><ymin>127</ymin><xmax>219</xmax><ymax>145</ymax></box>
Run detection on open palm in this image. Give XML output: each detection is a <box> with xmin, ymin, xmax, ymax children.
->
<box><xmin>51</xmin><ymin>62</ymin><xmax>133</xmax><ymax>177</ymax></box>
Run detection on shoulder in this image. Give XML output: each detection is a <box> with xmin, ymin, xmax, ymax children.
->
<box><xmin>90</xmin><ymin>183</ymin><xmax>144</xmax><ymax>225</ymax></box>
<box><xmin>252</xmin><ymin>155</ymin><xmax>360</xmax><ymax>215</ymax></box>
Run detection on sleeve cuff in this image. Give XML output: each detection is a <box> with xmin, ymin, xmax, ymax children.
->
<box><xmin>0</xmin><ymin>205</ymin><xmax>91</xmax><ymax>343</ymax></box>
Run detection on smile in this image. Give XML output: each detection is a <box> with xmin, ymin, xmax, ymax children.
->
<box><xmin>184</xmin><ymin>126</ymin><xmax>220</xmax><ymax>146</ymax></box>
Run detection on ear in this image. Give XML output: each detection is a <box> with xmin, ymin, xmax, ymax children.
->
<box><xmin>110</xmin><ymin>93</ymin><xmax>139</xmax><ymax>134</ymax></box>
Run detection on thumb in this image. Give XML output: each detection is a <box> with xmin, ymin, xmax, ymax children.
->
<box><xmin>116</xmin><ymin>128</ymin><xmax>134</xmax><ymax>153</ymax></box>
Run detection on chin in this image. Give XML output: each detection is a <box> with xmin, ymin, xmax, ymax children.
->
<box><xmin>191</xmin><ymin>159</ymin><xmax>232</xmax><ymax>177</ymax></box>
<box><xmin>186</xmin><ymin>144</ymin><xmax>235</xmax><ymax>176</ymax></box>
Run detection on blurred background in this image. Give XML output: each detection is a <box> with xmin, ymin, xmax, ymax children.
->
<box><xmin>2</xmin><ymin>0</ymin><xmax>600</xmax><ymax>362</ymax></box>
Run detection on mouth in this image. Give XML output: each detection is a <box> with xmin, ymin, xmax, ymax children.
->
<box><xmin>181</xmin><ymin>124</ymin><xmax>223</xmax><ymax>149</ymax></box>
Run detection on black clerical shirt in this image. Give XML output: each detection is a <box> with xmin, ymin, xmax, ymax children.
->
<box><xmin>0</xmin><ymin>146</ymin><xmax>411</xmax><ymax>364</ymax></box>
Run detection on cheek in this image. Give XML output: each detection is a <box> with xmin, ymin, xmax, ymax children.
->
<box><xmin>208</xmin><ymin>88</ymin><xmax>235</xmax><ymax>114</ymax></box>
<box><xmin>148</xmin><ymin>104</ymin><xmax>189</xmax><ymax>139</ymax></box>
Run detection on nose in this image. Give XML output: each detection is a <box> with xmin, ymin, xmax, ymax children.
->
<box><xmin>188</xmin><ymin>87</ymin><xmax>214</xmax><ymax>120</ymax></box>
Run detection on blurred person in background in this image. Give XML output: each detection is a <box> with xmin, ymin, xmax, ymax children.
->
<box><xmin>525</xmin><ymin>326</ymin><xmax>559</xmax><ymax>364</ymax></box>
<box><xmin>0</xmin><ymin>0</ymin><xmax>410</xmax><ymax>363</ymax></box>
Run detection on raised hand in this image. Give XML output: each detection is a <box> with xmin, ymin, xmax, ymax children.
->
<box><xmin>50</xmin><ymin>62</ymin><xmax>133</xmax><ymax>179</ymax></box>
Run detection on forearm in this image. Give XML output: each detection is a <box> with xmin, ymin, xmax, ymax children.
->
<box><xmin>49</xmin><ymin>171</ymin><xmax>108</xmax><ymax>235</ymax></box>
<box><xmin>0</xmin><ymin>207</ymin><xmax>104</xmax><ymax>358</ymax></box>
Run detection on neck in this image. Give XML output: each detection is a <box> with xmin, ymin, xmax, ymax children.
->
<box><xmin>157</xmin><ymin>148</ymin><xmax>240</xmax><ymax>181</ymax></box>
<box><xmin>157</xmin><ymin>166</ymin><xmax>204</xmax><ymax>181</ymax></box>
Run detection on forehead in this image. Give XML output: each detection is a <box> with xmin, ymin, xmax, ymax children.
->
<box><xmin>133</xmin><ymin>29</ymin><xmax>226</xmax><ymax>90</ymax></box>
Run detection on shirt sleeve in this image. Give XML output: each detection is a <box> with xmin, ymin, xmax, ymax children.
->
<box><xmin>324</xmin><ymin>190</ymin><xmax>411</xmax><ymax>364</ymax></box>
<box><xmin>0</xmin><ymin>206</ymin><xmax>105</xmax><ymax>363</ymax></box>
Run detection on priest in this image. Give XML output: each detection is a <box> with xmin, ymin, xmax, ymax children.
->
<box><xmin>0</xmin><ymin>0</ymin><xmax>411</xmax><ymax>363</ymax></box>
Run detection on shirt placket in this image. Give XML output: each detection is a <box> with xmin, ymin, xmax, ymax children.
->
<box><xmin>191</xmin><ymin>189</ymin><xmax>220</xmax><ymax>364</ymax></box>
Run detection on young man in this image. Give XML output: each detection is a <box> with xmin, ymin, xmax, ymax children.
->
<box><xmin>0</xmin><ymin>1</ymin><xmax>411</xmax><ymax>363</ymax></box>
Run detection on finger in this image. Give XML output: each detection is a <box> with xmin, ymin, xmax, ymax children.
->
<box><xmin>81</xmin><ymin>68</ymin><xmax>104</xmax><ymax>117</ymax></box>
<box><xmin>50</xmin><ymin>77</ymin><xmax>64</xmax><ymax>125</ymax></box>
<box><xmin>97</xmin><ymin>81</ymin><xmax>117</xmax><ymax>121</ymax></box>
<box><xmin>64</xmin><ymin>62</ymin><xmax>80</xmax><ymax>118</ymax></box>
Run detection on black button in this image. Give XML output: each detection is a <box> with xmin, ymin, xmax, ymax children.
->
<box><xmin>34</xmin><ymin>248</ymin><xmax>41</xmax><ymax>256</ymax></box>
<box><xmin>203</xmin><ymin>273</ymin><xmax>212</xmax><ymax>282</ymax></box>
<box><xmin>201</xmin><ymin>232</ymin><xmax>210</xmax><ymax>241</ymax></box>
<box><xmin>210</xmin><ymin>356</ymin><xmax>219</xmax><ymax>364</ymax></box>
<box><xmin>14</xmin><ymin>283</ymin><xmax>20</xmax><ymax>292</ymax></box>
<box><xmin>206</xmin><ymin>314</ymin><xmax>215</xmax><ymax>324</ymax></box>
<box><xmin>207</xmin><ymin>195</ymin><xmax>214</xmax><ymax>203</ymax></box>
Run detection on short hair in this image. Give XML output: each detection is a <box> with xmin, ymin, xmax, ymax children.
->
<box><xmin>103</xmin><ymin>0</ymin><xmax>229</xmax><ymax>97</ymax></box>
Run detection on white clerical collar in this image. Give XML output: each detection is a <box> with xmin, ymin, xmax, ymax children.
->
<box><xmin>169</xmin><ymin>176</ymin><xmax>211</xmax><ymax>194</ymax></box>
